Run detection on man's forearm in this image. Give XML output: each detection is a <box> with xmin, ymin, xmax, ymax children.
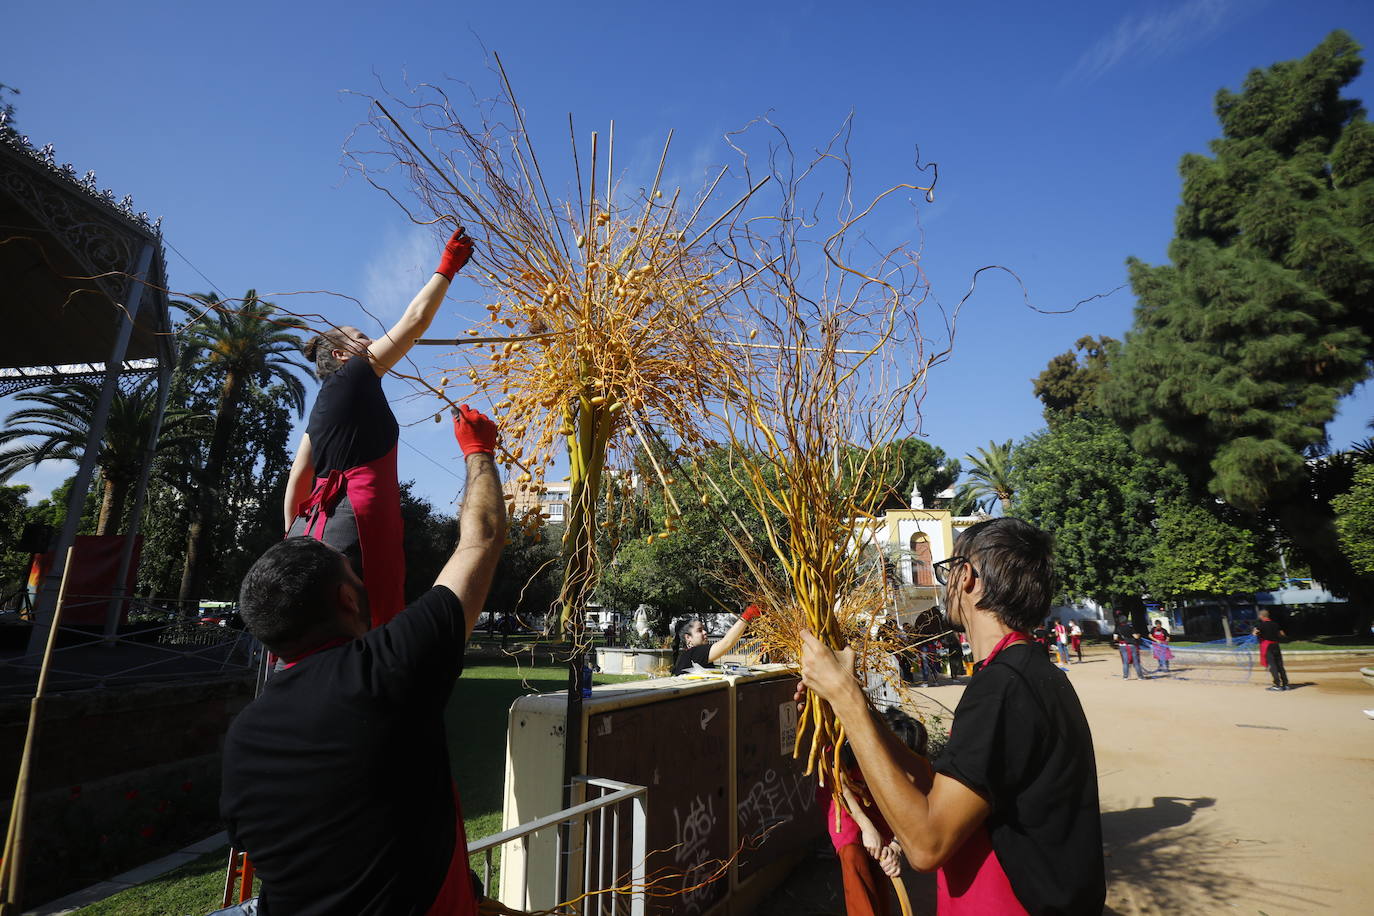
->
<box><xmin>460</xmin><ymin>452</ymin><xmax>505</xmax><ymax>545</ymax></box>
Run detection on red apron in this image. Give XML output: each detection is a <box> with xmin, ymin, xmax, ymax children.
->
<box><xmin>1259</xmin><ymin>640</ymin><xmax>1276</xmax><ymax>668</ymax></box>
<box><xmin>295</xmin><ymin>445</ymin><xmax>406</xmax><ymax>627</ymax></box>
<box><xmin>937</xmin><ymin>632</ymin><xmax>1030</xmax><ymax>914</ymax></box>
<box><xmin>425</xmin><ymin>784</ymin><xmax>478</xmax><ymax>915</ymax></box>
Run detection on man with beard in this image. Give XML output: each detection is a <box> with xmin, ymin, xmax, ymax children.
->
<box><xmin>798</xmin><ymin>517</ymin><xmax>1105</xmax><ymax>914</ymax></box>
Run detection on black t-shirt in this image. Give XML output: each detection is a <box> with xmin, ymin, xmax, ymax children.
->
<box><xmin>1113</xmin><ymin>623</ymin><xmax>1140</xmax><ymax>647</ymax></box>
<box><xmin>935</xmin><ymin>643</ymin><xmax>1106</xmax><ymax>914</ymax></box>
<box><xmin>221</xmin><ymin>586</ymin><xmax>466</xmax><ymax>915</ymax></box>
<box><xmin>306</xmin><ymin>356</ymin><xmax>399</xmax><ymax>474</ymax></box>
<box><xmin>672</xmin><ymin>643</ymin><xmax>713</xmax><ymax>675</ymax></box>
<box><xmin>1254</xmin><ymin>619</ymin><xmax>1284</xmax><ymax>642</ymax></box>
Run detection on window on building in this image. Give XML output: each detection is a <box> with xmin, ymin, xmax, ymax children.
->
<box><xmin>910</xmin><ymin>532</ymin><xmax>933</xmax><ymax>586</ymax></box>
<box><xmin>547</xmin><ymin>502</ymin><xmax>565</xmax><ymax>522</ymax></box>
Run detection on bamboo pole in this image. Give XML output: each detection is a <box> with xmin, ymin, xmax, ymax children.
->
<box><xmin>0</xmin><ymin>547</ymin><xmax>75</xmax><ymax>914</ymax></box>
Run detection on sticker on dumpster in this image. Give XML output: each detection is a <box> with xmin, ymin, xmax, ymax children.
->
<box><xmin>778</xmin><ymin>700</ymin><xmax>798</xmax><ymax>755</ymax></box>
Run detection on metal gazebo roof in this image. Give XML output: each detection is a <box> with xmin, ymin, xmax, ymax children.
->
<box><xmin>0</xmin><ymin>123</ymin><xmax>177</xmax><ymax>656</ymax></box>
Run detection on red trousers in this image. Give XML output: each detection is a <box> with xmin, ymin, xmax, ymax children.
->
<box><xmin>838</xmin><ymin>843</ymin><xmax>890</xmax><ymax>916</ymax></box>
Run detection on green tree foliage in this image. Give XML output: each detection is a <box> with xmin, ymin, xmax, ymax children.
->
<box><xmin>139</xmin><ymin>376</ymin><xmax>297</xmax><ymax>602</ymax></box>
<box><xmin>1101</xmin><ymin>31</ymin><xmax>1374</xmax><ymax>512</ymax></box>
<box><xmin>398</xmin><ymin>481</ymin><xmax>458</xmax><ymax>602</ymax></box>
<box><xmin>1145</xmin><ymin>501</ymin><xmax>1276</xmax><ymax>599</ymax></box>
<box><xmin>596</xmin><ymin>444</ymin><xmax>784</xmax><ymax>632</ymax></box>
<box><xmin>173</xmin><ymin>294</ymin><xmax>308</xmax><ymax>601</ymax></box>
<box><xmin>961</xmin><ymin>440</ymin><xmax>1015</xmax><ymax>514</ymax></box>
<box><xmin>1008</xmin><ymin>416</ymin><xmax>1185</xmax><ymax>607</ymax></box>
<box><xmin>0</xmin><ymin>484</ymin><xmax>33</xmax><ymax>595</ymax></box>
<box><xmin>845</xmin><ymin>439</ymin><xmax>960</xmax><ymax>511</ymax></box>
<box><xmin>1332</xmin><ymin>463</ymin><xmax>1374</xmax><ymax>574</ymax></box>
<box><xmin>1032</xmin><ymin>335</ymin><xmax>1118</xmax><ymax>425</ymax></box>
<box><xmin>0</xmin><ymin>379</ymin><xmax>203</xmax><ymax>535</ymax></box>
<box><xmin>487</xmin><ymin>523</ymin><xmax>563</xmax><ymax>627</ymax></box>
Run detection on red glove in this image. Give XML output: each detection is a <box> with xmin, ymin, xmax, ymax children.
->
<box><xmin>742</xmin><ymin>605</ymin><xmax>762</xmax><ymax>622</ymax></box>
<box><xmin>452</xmin><ymin>404</ymin><xmax>497</xmax><ymax>457</ymax></box>
<box><xmin>435</xmin><ymin>228</ymin><xmax>474</xmax><ymax>281</ymax></box>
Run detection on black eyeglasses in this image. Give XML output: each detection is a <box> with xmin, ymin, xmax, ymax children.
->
<box><xmin>932</xmin><ymin>555</ymin><xmax>974</xmax><ymax>586</ymax></box>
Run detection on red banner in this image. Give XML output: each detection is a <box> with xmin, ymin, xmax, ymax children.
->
<box><xmin>35</xmin><ymin>536</ymin><xmax>143</xmax><ymax>626</ymax></box>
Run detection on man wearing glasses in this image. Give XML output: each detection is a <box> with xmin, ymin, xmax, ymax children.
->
<box><xmin>799</xmin><ymin>518</ymin><xmax>1104</xmax><ymax>914</ymax></box>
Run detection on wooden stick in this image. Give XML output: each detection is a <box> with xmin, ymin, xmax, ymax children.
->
<box><xmin>893</xmin><ymin>874</ymin><xmax>913</xmax><ymax>916</ymax></box>
<box><xmin>0</xmin><ymin>547</ymin><xmax>75</xmax><ymax>914</ymax></box>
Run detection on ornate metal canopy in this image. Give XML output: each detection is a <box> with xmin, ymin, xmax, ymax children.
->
<box><xmin>0</xmin><ymin>125</ymin><xmax>173</xmax><ymax>381</ymax></box>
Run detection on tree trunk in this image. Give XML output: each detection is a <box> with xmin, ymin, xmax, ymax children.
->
<box><xmin>97</xmin><ymin>478</ymin><xmax>116</xmax><ymax>536</ymax></box>
<box><xmin>178</xmin><ymin>371</ymin><xmax>243</xmax><ymax>602</ymax></box>
<box><xmin>96</xmin><ymin>478</ymin><xmax>129</xmax><ymax>537</ymax></box>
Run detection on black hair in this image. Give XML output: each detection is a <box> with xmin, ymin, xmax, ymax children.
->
<box><xmin>239</xmin><ymin>537</ymin><xmax>350</xmax><ymax>654</ymax></box>
<box><xmin>839</xmin><ymin>706</ymin><xmax>930</xmax><ymax>769</ymax></box>
<box><xmin>671</xmin><ymin>617</ymin><xmax>702</xmax><ymax>655</ymax></box>
<box><xmin>881</xmin><ymin>706</ymin><xmax>928</xmax><ymax>758</ymax></box>
<box><xmin>303</xmin><ymin>330</ymin><xmax>349</xmax><ymax>380</ymax></box>
<box><xmin>954</xmin><ymin>517</ymin><xmax>1055</xmax><ymax>632</ymax></box>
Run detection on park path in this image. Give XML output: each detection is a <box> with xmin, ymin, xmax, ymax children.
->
<box><xmin>903</xmin><ymin>645</ymin><xmax>1374</xmax><ymax>915</ymax></box>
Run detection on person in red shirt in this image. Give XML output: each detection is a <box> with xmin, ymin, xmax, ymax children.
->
<box><xmin>285</xmin><ymin>229</ymin><xmax>473</xmax><ymax>627</ymax></box>
<box><xmin>798</xmin><ymin>518</ymin><xmax>1105</xmax><ymax>914</ymax></box>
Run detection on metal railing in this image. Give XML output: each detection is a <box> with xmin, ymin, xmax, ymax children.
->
<box><xmin>468</xmin><ymin>776</ymin><xmax>647</xmax><ymax>916</ymax></box>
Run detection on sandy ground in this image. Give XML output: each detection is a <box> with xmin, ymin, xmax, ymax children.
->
<box><xmin>760</xmin><ymin>643</ymin><xmax>1374</xmax><ymax>915</ymax></box>
<box><xmin>918</xmin><ymin>644</ymin><xmax>1374</xmax><ymax>915</ymax></box>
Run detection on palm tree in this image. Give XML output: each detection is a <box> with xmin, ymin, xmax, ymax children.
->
<box><xmin>0</xmin><ymin>378</ymin><xmax>204</xmax><ymax>535</ymax></box>
<box><xmin>175</xmin><ymin>291</ymin><xmax>308</xmax><ymax>602</ymax></box>
<box><xmin>948</xmin><ymin>481</ymin><xmax>991</xmax><ymax>517</ymax></box>
<box><xmin>961</xmin><ymin>439</ymin><xmax>1015</xmax><ymax>514</ymax></box>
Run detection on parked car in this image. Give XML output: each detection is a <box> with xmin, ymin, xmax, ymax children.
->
<box><xmin>196</xmin><ymin>601</ymin><xmax>241</xmax><ymax>628</ymax></box>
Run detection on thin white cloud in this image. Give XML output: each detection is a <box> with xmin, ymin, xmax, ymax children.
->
<box><xmin>1066</xmin><ymin>0</ymin><xmax>1245</xmax><ymax>84</ymax></box>
<box><xmin>360</xmin><ymin>225</ymin><xmax>438</xmax><ymax>325</ymax></box>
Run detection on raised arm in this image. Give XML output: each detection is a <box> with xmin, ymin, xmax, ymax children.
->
<box><xmin>284</xmin><ymin>433</ymin><xmax>314</xmax><ymax>532</ymax></box>
<box><xmin>706</xmin><ymin>605</ymin><xmax>762</xmax><ymax>663</ymax></box>
<box><xmin>433</xmin><ymin>405</ymin><xmax>505</xmax><ymax>639</ymax></box>
<box><xmin>367</xmin><ymin>229</ymin><xmax>473</xmax><ymax>376</ymax></box>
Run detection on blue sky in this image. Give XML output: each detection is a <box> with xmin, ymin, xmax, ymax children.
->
<box><xmin>5</xmin><ymin>0</ymin><xmax>1374</xmax><ymax>510</ymax></box>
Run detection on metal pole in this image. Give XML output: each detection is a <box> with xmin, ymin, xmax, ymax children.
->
<box><xmin>27</xmin><ymin>241</ymin><xmax>154</xmax><ymax>656</ymax></box>
<box><xmin>103</xmin><ymin>355</ymin><xmax>172</xmax><ymax>641</ymax></box>
<box><xmin>630</xmin><ymin>792</ymin><xmax>647</xmax><ymax>916</ymax></box>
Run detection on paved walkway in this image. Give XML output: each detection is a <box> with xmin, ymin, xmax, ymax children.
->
<box><xmin>26</xmin><ymin>832</ymin><xmax>227</xmax><ymax>916</ymax></box>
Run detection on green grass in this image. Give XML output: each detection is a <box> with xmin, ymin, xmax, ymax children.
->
<box><xmin>73</xmin><ymin>658</ymin><xmax>643</xmax><ymax>915</ymax></box>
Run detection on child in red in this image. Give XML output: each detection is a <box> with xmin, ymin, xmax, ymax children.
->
<box><xmin>822</xmin><ymin>709</ymin><xmax>927</xmax><ymax>916</ymax></box>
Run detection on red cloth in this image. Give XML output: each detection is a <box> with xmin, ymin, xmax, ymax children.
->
<box><xmin>838</xmin><ymin>843</ymin><xmax>890</xmax><ymax>916</ymax></box>
<box><xmin>297</xmin><ymin>447</ymin><xmax>406</xmax><ymax>627</ymax></box>
<box><xmin>425</xmin><ymin>783</ymin><xmax>477</xmax><ymax>915</ymax></box>
<box><xmin>937</xmin><ymin>824</ymin><xmax>1027</xmax><ymax>914</ymax></box>
<box><xmin>1260</xmin><ymin>639</ymin><xmax>1276</xmax><ymax>668</ymax></box>
<box><xmin>820</xmin><ymin>767</ymin><xmax>892</xmax><ymax>852</ymax></box>
<box><xmin>935</xmin><ymin>630</ymin><xmax>1029</xmax><ymax>914</ymax></box>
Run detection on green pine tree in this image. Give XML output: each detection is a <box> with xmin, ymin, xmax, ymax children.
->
<box><xmin>1100</xmin><ymin>31</ymin><xmax>1374</xmax><ymax>630</ymax></box>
